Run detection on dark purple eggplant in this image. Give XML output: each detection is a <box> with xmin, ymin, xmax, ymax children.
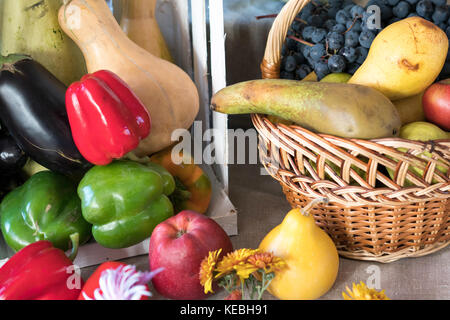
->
<box><xmin>0</xmin><ymin>173</ymin><xmax>27</xmax><ymax>202</ymax></box>
<box><xmin>0</xmin><ymin>54</ymin><xmax>91</xmax><ymax>179</ymax></box>
<box><xmin>0</xmin><ymin>124</ymin><xmax>28</xmax><ymax>176</ymax></box>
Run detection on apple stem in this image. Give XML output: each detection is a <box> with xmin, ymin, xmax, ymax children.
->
<box><xmin>300</xmin><ymin>197</ymin><xmax>329</xmax><ymax>217</ymax></box>
<box><xmin>176</xmin><ymin>229</ymin><xmax>187</xmax><ymax>238</ymax></box>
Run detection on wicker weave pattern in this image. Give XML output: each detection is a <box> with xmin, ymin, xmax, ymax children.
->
<box><xmin>254</xmin><ymin>0</ymin><xmax>450</xmax><ymax>262</ymax></box>
<box><xmin>283</xmin><ymin>186</ymin><xmax>449</xmax><ymax>263</ymax></box>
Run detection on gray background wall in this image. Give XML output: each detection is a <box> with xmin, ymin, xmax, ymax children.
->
<box><xmin>223</xmin><ymin>0</ymin><xmax>285</xmax><ymax>129</ymax></box>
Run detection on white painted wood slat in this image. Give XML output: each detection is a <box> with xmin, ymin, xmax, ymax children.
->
<box><xmin>191</xmin><ymin>0</ymin><xmax>210</xmax><ymax>129</ymax></box>
<box><xmin>209</xmin><ymin>0</ymin><xmax>229</xmax><ymax>193</ymax></box>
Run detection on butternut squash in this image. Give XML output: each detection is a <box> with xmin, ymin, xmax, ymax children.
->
<box><xmin>120</xmin><ymin>0</ymin><xmax>173</xmax><ymax>62</ymax></box>
<box><xmin>58</xmin><ymin>0</ymin><xmax>199</xmax><ymax>156</ymax></box>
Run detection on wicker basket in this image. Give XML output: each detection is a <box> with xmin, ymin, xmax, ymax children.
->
<box><xmin>254</xmin><ymin>0</ymin><xmax>450</xmax><ymax>263</ymax></box>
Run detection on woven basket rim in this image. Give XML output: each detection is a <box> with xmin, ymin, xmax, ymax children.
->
<box><xmin>253</xmin><ymin>113</ymin><xmax>449</xmax><ymax>195</ymax></box>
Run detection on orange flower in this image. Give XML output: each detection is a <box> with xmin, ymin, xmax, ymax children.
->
<box><xmin>215</xmin><ymin>248</ymin><xmax>260</xmax><ymax>278</ymax></box>
<box><xmin>233</xmin><ymin>252</ymin><xmax>287</xmax><ymax>282</ymax></box>
<box><xmin>199</xmin><ymin>249</ymin><xmax>222</xmax><ymax>294</ymax></box>
<box><xmin>247</xmin><ymin>252</ymin><xmax>286</xmax><ymax>274</ymax></box>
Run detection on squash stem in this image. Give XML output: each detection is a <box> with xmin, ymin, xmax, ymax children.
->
<box><xmin>300</xmin><ymin>197</ymin><xmax>329</xmax><ymax>217</ymax></box>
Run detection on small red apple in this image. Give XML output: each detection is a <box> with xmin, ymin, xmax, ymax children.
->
<box><xmin>148</xmin><ymin>210</ymin><xmax>233</xmax><ymax>300</ymax></box>
<box><xmin>422</xmin><ymin>79</ymin><xmax>450</xmax><ymax>131</ymax></box>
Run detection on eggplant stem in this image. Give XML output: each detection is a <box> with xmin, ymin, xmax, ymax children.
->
<box><xmin>0</xmin><ymin>54</ymin><xmax>31</xmax><ymax>71</ymax></box>
<box><xmin>0</xmin><ymin>54</ymin><xmax>31</xmax><ymax>64</ymax></box>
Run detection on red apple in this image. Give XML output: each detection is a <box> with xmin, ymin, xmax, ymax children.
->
<box><xmin>422</xmin><ymin>79</ymin><xmax>450</xmax><ymax>131</ymax></box>
<box><xmin>149</xmin><ymin>210</ymin><xmax>233</xmax><ymax>300</ymax></box>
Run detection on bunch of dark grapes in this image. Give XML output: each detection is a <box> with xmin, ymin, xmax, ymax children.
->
<box><xmin>280</xmin><ymin>0</ymin><xmax>450</xmax><ymax>81</ymax></box>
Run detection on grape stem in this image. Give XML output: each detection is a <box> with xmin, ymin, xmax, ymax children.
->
<box><xmin>294</xmin><ymin>17</ymin><xmax>307</xmax><ymax>24</ymax></box>
<box><xmin>255</xmin><ymin>13</ymin><xmax>278</xmax><ymax>20</ymax></box>
<box><xmin>343</xmin><ymin>15</ymin><xmax>362</xmax><ymax>34</ymax></box>
<box><xmin>287</xmin><ymin>35</ymin><xmax>314</xmax><ymax>47</ymax></box>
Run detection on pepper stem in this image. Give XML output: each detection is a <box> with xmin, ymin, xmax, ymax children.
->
<box><xmin>176</xmin><ymin>189</ymin><xmax>192</xmax><ymax>200</ymax></box>
<box><xmin>300</xmin><ymin>197</ymin><xmax>329</xmax><ymax>217</ymax></box>
<box><xmin>68</xmin><ymin>233</ymin><xmax>80</xmax><ymax>262</ymax></box>
<box><xmin>169</xmin><ymin>177</ymin><xmax>192</xmax><ymax>212</ymax></box>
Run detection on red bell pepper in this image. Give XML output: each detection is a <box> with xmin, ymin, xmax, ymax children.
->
<box><xmin>0</xmin><ymin>235</ymin><xmax>82</xmax><ymax>300</ymax></box>
<box><xmin>66</xmin><ymin>70</ymin><xmax>151</xmax><ymax>165</ymax></box>
<box><xmin>79</xmin><ymin>261</ymin><xmax>163</xmax><ymax>300</ymax></box>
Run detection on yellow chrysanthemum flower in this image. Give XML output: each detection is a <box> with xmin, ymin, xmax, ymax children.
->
<box><xmin>342</xmin><ymin>282</ymin><xmax>390</xmax><ymax>300</ymax></box>
<box><xmin>199</xmin><ymin>249</ymin><xmax>222</xmax><ymax>294</ymax></box>
<box><xmin>215</xmin><ymin>248</ymin><xmax>260</xmax><ymax>278</ymax></box>
<box><xmin>234</xmin><ymin>263</ymin><xmax>260</xmax><ymax>282</ymax></box>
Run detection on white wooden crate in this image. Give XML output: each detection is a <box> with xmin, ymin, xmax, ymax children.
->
<box><xmin>0</xmin><ymin>0</ymin><xmax>236</xmax><ymax>269</ymax></box>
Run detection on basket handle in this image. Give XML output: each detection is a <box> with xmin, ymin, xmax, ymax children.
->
<box><xmin>261</xmin><ymin>0</ymin><xmax>311</xmax><ymax>79</ymax></box>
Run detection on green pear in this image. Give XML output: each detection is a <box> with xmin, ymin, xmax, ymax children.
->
<box><xmin>387</xmin><ymin>121</ymin><xmax>449</xmax><ymax>185</ymax></box>
<box><xmin>400</xmin><ymin>121</ymin><xmax>450</xmax><ymax>141</ymax></box>
<box><xmin>320</xmin><ymin>73</ymin><xmax>352</xmax><ymax>83</ymax></box>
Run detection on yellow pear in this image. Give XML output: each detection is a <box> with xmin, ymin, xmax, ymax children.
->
<box><xmin>349</xmin><ymin>17</ymin><xmax>448</xmax><ymax>101</ymax></box>
<box><xmin>302</xmin><ymin>71</ymin><xmax>317</xmax><ymax>82</ymax></box>
<box><xmin>259</xmin><ymin>199</ymin><xmax>339</xmax><ymax>300</ymax></box>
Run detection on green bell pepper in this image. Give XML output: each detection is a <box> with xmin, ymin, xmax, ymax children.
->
<box><xmin>144</xmin><ymin>162</ymin><xmax>176</xmax><ymax>196</ymax></box>
<box><xmin>78</xmin><ymin>160</ymin><xmax>175</xmax><ymax>249</ymax></box>
<box><xmin>0</xmin><ymin>171</ymin><xmax>91</xmax><ymax>252</ymax></box>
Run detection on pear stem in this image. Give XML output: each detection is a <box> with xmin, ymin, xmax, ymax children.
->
<box><xmin>300</xmin><ymin>197</ymin><xmax>329</xmax><ymax>217</ymax></box>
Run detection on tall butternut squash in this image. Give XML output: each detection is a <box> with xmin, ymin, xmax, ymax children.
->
<box><xmin>58</xmin><ymin>0</ymin><xmax>199</xmax><ymax>156</ymax></box>
<box><xmin>120</xmin><ymin>0</ymin><xmax>173</xmax><ymax>62</ymax></box>
<box><xmin>1</xmin><ymin>0</ymin><xmax>86</xmax><ymax>85</ymax></box>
